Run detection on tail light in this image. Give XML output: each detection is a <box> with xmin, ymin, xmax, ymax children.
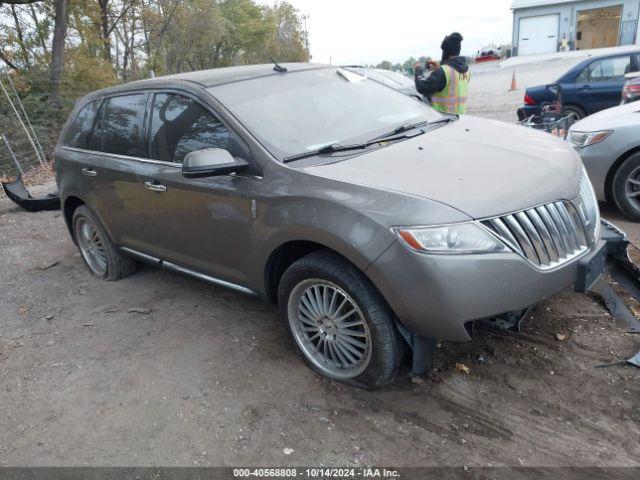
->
<box><xmin>623</xmin><ymin>83</ymin><xmax>640</xmax><ymax>103</ymax></box>
<box><xmin>524</xmin><ymin>94</ymin><xmax>536</xmax><ymax>105</ymax></box>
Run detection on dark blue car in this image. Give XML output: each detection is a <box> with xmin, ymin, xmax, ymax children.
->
<box><xmin>520</xmin><ymin>49</ymin><xmax>640</xmax><ymax>120</ymax></box>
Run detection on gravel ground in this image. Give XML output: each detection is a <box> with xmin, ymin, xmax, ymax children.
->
<box><xmin>466</xmin><ymin>57</ymin><xmax>582</xmax><ymax>122</ymax></box>
<box><xmin>1</xmin><ymin>60</ymin><xmax>640</xmax><ymax>468</ymax></box>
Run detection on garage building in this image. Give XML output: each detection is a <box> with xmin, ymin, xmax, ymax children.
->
<box><xmin>512</xmin><ymin>0</ymin><xmax>640</xmax><ymax>56</ymax></box>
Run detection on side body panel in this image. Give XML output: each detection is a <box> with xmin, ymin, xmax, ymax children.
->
<box><xmin>55</xmin><ymin>146</ymin><xmax>141</xmax><ymax>244</ymax></box>
<box><xmin>578</xmin><ymin>127</ymin><xmax>640</xmax><ymax>201</ymax></box>
<box><xmin>133</xmin><ymin>163</ymin><xmax>260</xmax><ymax>285</ymax></box>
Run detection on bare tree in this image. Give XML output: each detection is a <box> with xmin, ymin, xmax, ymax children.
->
<box><xmin>50</xmin><ymin>0</ymin><xmax>68</xmax><ymax>103</ymax></box>
<box><xmin>0</xmin><ymin>1</ymin><xmax>44</xmax><ymax>4</ymax></box>
<box><xmin>9</xmin><ymin>4</ymin><xmax>31</xmax><ymax>66</ymax></box>
<box><xmin>28</xmin><ymin>3</ymin><xmax>49</xmax><ymax>56</ymax></box>
<box><xmin>0</xmin><ymin>50</ymin><xmax>19</xmax><ymax>70</ymax></box>
<box><xmin>98</xmin><ymin>0</ymin><xmax>111</xmax><ymax>61</ymax></box>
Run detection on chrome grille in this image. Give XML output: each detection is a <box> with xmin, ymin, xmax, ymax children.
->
<box><xmin>482</xmin><ymin>201</ymin><xmax>589</xmax><ymax>269</ymax></box>
<box><xmin>576</xmin><ymin>170</ymin><xmax>600</xmax><ymax>244</ymax></box>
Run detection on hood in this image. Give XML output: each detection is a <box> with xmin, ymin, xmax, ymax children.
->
<box><xmin>444</xmin><ymin>56</ymin><xmax>469</xmax><ymax>74</ymax></box>
<box><xmin>304</xmin><ymin>116</ymin><xmax>582</xmax><ymax>220</ymax></box>
<box><xmin>571</xmin><ymin>102</ymin><xmax>640</xmax><ymax>131</ymax></box>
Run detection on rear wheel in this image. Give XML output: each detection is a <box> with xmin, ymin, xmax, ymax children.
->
<box><xmin>612</xmin><ymin>153</ymin><xmax>640</xmax><ymax>222</ymax></box>
<box><xmin>561</xmin><ymin>105</ymin><xmax>585</xmax><ymax>121</ymax></box>
<box><xmin>72</xmin><ymin>205</ymin><xmax>137</xmax><ymax>280</ymax></box>
<box><xmin>278</xmin><ymin>250</ymin><xmax>403</xmax><ymax>389</ymax></box>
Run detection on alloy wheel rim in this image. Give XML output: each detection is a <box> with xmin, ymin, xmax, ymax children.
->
<box><xmin>287</xmin><ymin>279</ymin><xmax>372</xmax><ymax>379</ymax></box>
<box><xmin>625</xmin><ymin>166</ymin><xmax>640</xmax><ymax>212</ymax></box>
<box><xmin>76</xmin><ymin>218</ymin><xmax>107</xmax><ymax>276</ymax></box>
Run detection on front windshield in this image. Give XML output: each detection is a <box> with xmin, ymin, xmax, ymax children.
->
<box><xmin>210</xmin><ymin>68</ymin><xmax>441</xmax><ymax>160</ymax></box>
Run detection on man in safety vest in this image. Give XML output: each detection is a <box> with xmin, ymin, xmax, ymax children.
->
<box><xmin>414</xmin><ymin>32</ymin><xmax>470</xmax><ymax>114</ymax></box>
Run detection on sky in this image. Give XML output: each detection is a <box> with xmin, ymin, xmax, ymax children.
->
<box><xmin>265</xmin><ymin>0</ymin><xmax>515</xmax><ymax>65</ymax></box>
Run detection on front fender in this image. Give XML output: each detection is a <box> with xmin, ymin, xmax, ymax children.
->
<box><xmin>246</xmin><ymin>196</ymin><xmax>397</xmax><ymax>295</ymax></box>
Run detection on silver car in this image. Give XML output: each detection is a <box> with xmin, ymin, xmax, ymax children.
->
<box><xmin>342</xmin><ymin>66</ymin><xmax>422</xmax><ymax>100</ymax></box>
<box><xmin>569</xmin><ymin>101</ymin><xmax>640</xmax><ymax>220</ymax></box>
<box><xmin>55</xmin><ymin>63</ymin><xmax>602</xmax><ymax>388</ymax></box>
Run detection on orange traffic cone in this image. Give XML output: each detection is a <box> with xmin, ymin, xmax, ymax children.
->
<box><xmin>510</xmin><ymin>70</ymin><xmax>517</xmax><ymax>91</ymax></box>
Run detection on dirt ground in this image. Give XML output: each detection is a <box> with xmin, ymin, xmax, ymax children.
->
<box><xmin>1</xmin><ymin>59</ymin><xmax>640</xmax><ymax>468</ymax></box>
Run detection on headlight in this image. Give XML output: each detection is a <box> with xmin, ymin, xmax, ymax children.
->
<box><xmin>395</xmin><ymin>223</ymin><xmax>508</xmax><ymax>254</ymax></box>
<box><xmin>568</xmin><ymin>130</ymin><xmax>612</xmax><ymax>148</ymax></box>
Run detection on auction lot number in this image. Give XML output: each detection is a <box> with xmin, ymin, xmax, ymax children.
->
<box><xmin>233</xmin><ymin>468</ymin><xmax>400</xmax><ymax>478</ymax></box>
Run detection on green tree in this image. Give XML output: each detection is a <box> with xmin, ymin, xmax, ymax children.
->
<box><xmin>263</xmin><ymin>1</ymin><xmax>309</xmax><ymax>63</ymax></box>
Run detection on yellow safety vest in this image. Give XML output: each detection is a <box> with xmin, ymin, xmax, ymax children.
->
<box><xmin>431</xmin><ymin>64</ymin><xmax>470</xmax><ymax>115</ymax></box>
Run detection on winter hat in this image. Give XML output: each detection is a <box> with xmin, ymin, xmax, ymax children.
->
<box><xmin>441</xmin><ymin>32</ymin><xmax>463</xmax><ymax>56</ymax></box>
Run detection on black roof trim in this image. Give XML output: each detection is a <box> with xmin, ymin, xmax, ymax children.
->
<box><xmin>83</xmin><ymin>63</ymin><xmax>330</xmax><ymax>99</ymax></box>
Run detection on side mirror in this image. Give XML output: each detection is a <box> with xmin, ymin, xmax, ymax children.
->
<box><xmin>182</xmin><ymin>148</ymin><xmax>249</xmax><ymax>178</ymax></box>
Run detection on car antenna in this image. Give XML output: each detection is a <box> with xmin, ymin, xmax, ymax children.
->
<box><xmin>270</xmin><ymin>56</ymin><xmax>288</xmax><ymax>73</ymax></box>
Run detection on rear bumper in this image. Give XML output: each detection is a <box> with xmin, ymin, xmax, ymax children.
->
<box><xmin>366</xmin><ymin>241</ymin><xmax>596</xmax><ymax>342</ymax></box>
<box><xmin>517</xmin><ymin>105</ymin><xmax>542</xmax><ymax>120</ymax></box>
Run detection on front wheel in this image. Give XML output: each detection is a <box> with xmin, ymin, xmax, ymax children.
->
<box><xmin>612</xmin><ymin>153</ymin><xmax>640</xmax><ymax>222</ymax></box>
<box><xmin>278</xmin><ymin>250</ymin><xmax>404</xmax><ymax>388</ymax></box>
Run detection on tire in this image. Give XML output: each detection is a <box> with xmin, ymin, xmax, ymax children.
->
<box><xmin>612</xmin><ymin>153</ymin><xmax>640</xmax><ymax>222</ymax></box>
<box><xmin>561</xmin><ymin>105</ymin><xmax>585</xmax><ymax>121</ymax></box>
<box><xmin>72</xmin><ymin>205</ymin><xmax>137</xmax><ymax>280</ymax></box>
<box><xmin>278</xmin><ymin>249</ymin><xmax>404</xmax><ymax>389</ymax></box>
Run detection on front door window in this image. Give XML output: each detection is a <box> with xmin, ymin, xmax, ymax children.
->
<box><xmin>149</xmin><ymin>93</ymin><xmax>232</xmax><ymax>163</ymax></box>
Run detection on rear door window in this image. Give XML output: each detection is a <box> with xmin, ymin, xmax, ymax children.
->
<box><xmin>93</xmin><ymin>93</ymin><xmax>148</xmax><ymax>157</ymax></box>
<box><xmin>63</xmin><ymin>100</ymin><xmax>101</xmax><ymax>149</ymax></box>
<box><xmin>149</xmin><ymin>93</ymin><xmax>232</xmax><ymax>163</ymax></box>
<box><xmin>588</xmin><ymin>56</ymin><xmax>632</xmax><ymax>82</ymax></box>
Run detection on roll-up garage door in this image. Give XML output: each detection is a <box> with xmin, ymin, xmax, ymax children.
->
<box><xmin>518</xmin><ymin>14</ymin><xmax>560</xmax><ymax>55</ymax></box>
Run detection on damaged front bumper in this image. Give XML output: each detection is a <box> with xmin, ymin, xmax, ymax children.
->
<box><xmin>1</xmin><ymin>175</ymin><xmax>60</xmax><ymax>212</ymax></box>
<box><xmin>367</xmin><ymin>221</ymin><xmax>615</xmax><ymax>343</ymax></box>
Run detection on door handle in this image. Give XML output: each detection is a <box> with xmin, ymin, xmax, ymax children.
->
<box><xmin>81</xmin><ymin>168</ymin><xmax>97</xmax><ymax>177</ymax></box>
<box><xmin>144</xmin><ymin>181</ymin><xmax>167</xmax><ymax>193</ymax></box>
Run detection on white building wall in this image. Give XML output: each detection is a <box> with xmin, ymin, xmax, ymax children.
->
<box><xmin>512</xmin><ymin>0</ymin><xmax>640</xmax><ymax>55</ymax></box>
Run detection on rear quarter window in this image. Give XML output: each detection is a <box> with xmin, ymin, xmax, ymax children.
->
<box><xmin>92</xmin><ymin>93</ymin><xmax>148</xmax><ymax>157</ymax></box>
<box><xmin>63</xmin><ymin>100</ymin><xmax>101</xmax><ymax>149</ymax></box>
<box><xmin>576</xmin><ymin>65</ymin><xmax>589</xmax><ymax>83</ymax></box>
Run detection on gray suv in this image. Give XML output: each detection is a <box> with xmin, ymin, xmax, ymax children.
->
<box><xmin>55</xmin><ymin>63</ymin><xmax>602</xmax><ymax>388</ymax></box>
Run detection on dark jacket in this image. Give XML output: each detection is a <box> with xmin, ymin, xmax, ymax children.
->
<box><xmin>414</xmin><ymin>56</ymin><xmax>469</xmax><ymax>97</ymax></box>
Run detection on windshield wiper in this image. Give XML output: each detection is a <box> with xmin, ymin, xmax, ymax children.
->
<box><xmin>371</xmin><ymin>116</ymin><xmax>455</xmax><ymax>142</ymax></box>
<box><xmin>283</xmin><ymin>129</ymin><xmax>425</xmax><ymax>163</ymax></box>
<box><xmin>428</xmin><ymin>115</ymin><xmax>457</xmax><ymax>125</ymax></box>
<box><xmin>283</xmin><ymin>142</ymin><xmax>369</xmax><ymax>163</ymax></box>
<box><xmin>373</xmin><ymin>121</ymin><xmax>430</xmax><ymax>140</ymax></box>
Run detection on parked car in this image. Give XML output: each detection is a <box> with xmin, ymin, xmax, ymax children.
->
<box><xmin>342</xmin><ymin>66</ymin><xmax>422</xmax><ymax>100</ymax></box>
<box><xmin>55</xmin><ymin>63</ymin><xmax>602</xmax><ymax>388</ymax></box>
<box><xmin>621</xmin><ymin>72</ymin><xmax>640</xmax><ymax>104</ymax></box>
<box><xmin>569</xmin><ymin>101</ymin><xmax>640</xmax><ymax>221</ymax></box>
<box><xmin>520</xmin><ymin>49</ymin><xmax>640</xmax><ymax>120</ymax></box>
